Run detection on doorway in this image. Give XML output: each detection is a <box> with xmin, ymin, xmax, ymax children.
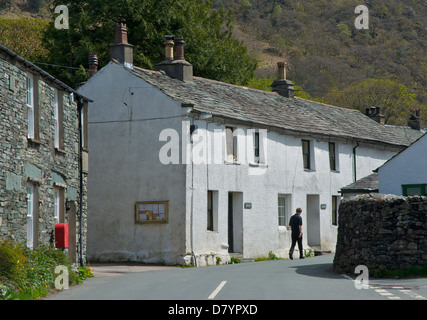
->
<box><xmin>68</xmin><ymin>201</ymin><xmax>77</xmax><ymax>264</ymax></box>
<box><xmin>228</xmin><ymin>192</ymin><xmax>243</xmax><ymax>253</ymax></box>
<box><xmin>306</xmin><ymin>195</ymin><xmax>320</xmax><ymax>247</ymax></box>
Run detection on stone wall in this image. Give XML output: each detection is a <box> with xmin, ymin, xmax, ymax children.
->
<box><xmin>0</xmin><ymin>48</ymin><xmax>88</xmax><ymax>264</ymax></box>
<box><xmin>333</xmin><ymin>194</ymin><xmax>427</xmax><ymax>274</ymax></box>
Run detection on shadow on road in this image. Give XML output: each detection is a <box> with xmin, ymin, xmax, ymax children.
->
<box><xmin>289</xmin><ymin>256</ymin><xmax>344</xmax><ymax>280</ymax></box>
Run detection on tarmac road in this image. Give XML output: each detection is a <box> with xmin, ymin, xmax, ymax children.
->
<box><xmin>45</xmin><ymin>254</ymin><xmax>427</xmax><ymax>301</ymax></box>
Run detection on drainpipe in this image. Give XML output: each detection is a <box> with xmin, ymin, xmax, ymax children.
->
<box><xmin>190</xmin><ymin>119</ymin><xmax>198</xmax><ymax>267</ymax></box>
<box><xmin>353</xmin><ymin>142</ymin><xmax>359</xmax><ymax>182</ymax></box>
<box><xmin>76</xmin><ymin>96</ymin><xmax>84</xmax><ymax>267</ymax></box>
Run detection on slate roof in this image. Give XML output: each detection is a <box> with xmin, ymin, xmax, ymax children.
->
<box><xmin>115</xmin><ymin>61</ymin><xmax>423</xmax><ymax>148</ymax></box>
<box><xmin>0</xmin><ymin>44</ymin><xmax>92</xmax><ymax>102</ymax></box>
<box><xmin>340</xmin><ymin>173</ymin><xmax>378</xmax><ymax>193</ymax></box>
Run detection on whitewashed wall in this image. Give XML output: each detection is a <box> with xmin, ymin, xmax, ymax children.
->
<box><xmin>78</xmin><ymin>63</ymin><xmax>189</xmax><ymax>264</ymax></box>
<box><xmin>378</xmin><ymin>134</ymin><xmax>427</xmax><ymax>195</ymax></box>
<box><xmin>187</xmin><ymin>120</ymin><xmax>400</xmax><ymax>263</ymax></box>
<box><xmin>79</xmin><ymin>62</ymin><xmax>402</xmax><ymax>265</ymax></box>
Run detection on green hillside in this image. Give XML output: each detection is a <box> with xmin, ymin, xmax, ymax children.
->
<box><xmin>213</xmin><ymin>0</ymin><xmax>426</xmax><ymax>124</ymax></box>
<box><xmin>1</xmin><ymin>0</ymin><xmax>426</xmax><ymax>126</ymax></box>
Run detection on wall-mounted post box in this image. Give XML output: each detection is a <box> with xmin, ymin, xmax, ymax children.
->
<box><xmin>55</xmin><ymin>223</ymin><xmax>69</xmax><ymax>248</ymax></box>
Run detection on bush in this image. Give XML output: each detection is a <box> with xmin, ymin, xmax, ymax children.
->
<box><xmin>0</xmin><ymin>239</ymin><xmax>92</xmax><ymax>300</ymax></box>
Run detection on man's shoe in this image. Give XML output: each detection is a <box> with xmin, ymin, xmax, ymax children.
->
<box><xmin>299</xmin><ymin>256</ymin><xmax>305</xmax><ymax>259</ymax></box>
<box><xmin>289</xmin><ymin>253</ymin><xmax>293</xmax><ymax>260</ymax></box>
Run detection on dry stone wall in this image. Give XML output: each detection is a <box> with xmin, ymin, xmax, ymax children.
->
<box><xmin>333</xmin><ymin>194</ymin><xmax>427</xmax><ymax>274</ymax></box>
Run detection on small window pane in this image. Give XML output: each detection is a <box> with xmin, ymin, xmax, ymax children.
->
<box><xmin>278</xmin><ymin>197</ymin><xmax>286</xmax><ymax>226</ymax></box>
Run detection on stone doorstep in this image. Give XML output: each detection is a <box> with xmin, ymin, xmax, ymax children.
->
<box><xmin>229</xmin><ymin>253</ymin><xmax>254</xmax><ymax>263</ymax></box>
<box><xmin>314</xmin><ymin>249</ymin><xmax>332</xmax><ymax>256</ymax></box>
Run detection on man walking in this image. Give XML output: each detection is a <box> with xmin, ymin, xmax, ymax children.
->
<box><xmin>289</xmin><ymin>208</ymin><xmax>304</xmax><ymax>260</ymax></box>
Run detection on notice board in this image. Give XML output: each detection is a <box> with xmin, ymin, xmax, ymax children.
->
<box><xmin>135</xmin><ymin>201</ymin><xmax>168</xmax><ymax>224</ymax></box>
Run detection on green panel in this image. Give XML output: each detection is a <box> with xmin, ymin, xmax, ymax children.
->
<box><xmin>24</xmin><ymin>163</ymin><xmax>42</xmax><ymax>180</ymax></box>
<box><xmin>67</xmin><ymin>186</ymin><xmax>77</xmax><ymax>201</ymax></box>
<box><xmin>5</xmin><ymin>172</ymin><xmax>21</xmax><ymax>191</ymax></box>
<box><xmin>52</xmin><ymin>172</ymin><xmax>65</xmax><ymax>185</ymax></box>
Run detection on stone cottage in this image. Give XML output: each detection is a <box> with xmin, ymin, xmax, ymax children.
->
<box><xmin>78</xmin><ymin>26</ymin><xmax>419</xmax><ymax>266</ymax></box>
<box><xmin>0</xmin><ymin>44</ymin><xmax>91</xmax><ymax>265</ymax></box>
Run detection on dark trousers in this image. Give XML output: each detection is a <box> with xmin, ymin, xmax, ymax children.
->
<box><xmin>289</xmin><ymin>233</ymin><xmax>303</xmax><ymax>258</ymax></box>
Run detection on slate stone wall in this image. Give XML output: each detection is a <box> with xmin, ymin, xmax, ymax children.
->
<box><xmin>0</xmin><ymin>49</ymin><xmax>88</xmax><ymax>264</ymax></box>
<box><xmin>333</xmin><ymin>194</ymin><xmax>427</xmax><ymax>274</ymax></box>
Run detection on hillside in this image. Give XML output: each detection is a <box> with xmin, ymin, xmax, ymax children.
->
<box><xmin>1</xmin><ymin>0</ymin><xmax>426</xmax><ymax>125</ymax></box>
<box><xmin>214</xmin><ymin>0</ymin><xmax>426</xmax><ymax>99</ymax></box>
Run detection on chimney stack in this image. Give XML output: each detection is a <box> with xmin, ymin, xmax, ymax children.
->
<box><xmin>110</xmin><ymin>23</ymin><xmax>134</xmax><ymax>68</ymax></box>
<box><xmin>408</xmin><ymin>109</ymin><xmax>423</xmax><ymax>131</ymax></box>
<box><xmin>155</xmin><ymin>36</ymin><xmax>193</xmax><ymax>82</ymax></box>
<box><xmin>271</xmin><ymin>62</ymin><xmax>294</xmax><ymax>98</ymax></box>
<box><xmin>365</xmin><ymin>107</ymin><xmax>385</xmax><ymax>125</ymax></box>
<box><xmin>88</xmin><ymin>53</ymin><xmax>98</xmax><ymax>78</ymax></box>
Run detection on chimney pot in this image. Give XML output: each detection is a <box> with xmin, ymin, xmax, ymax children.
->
<box><xmin>164</xmin><ymin>35</ymin><xmax>175</xmax><ymax>60</ymax></box>
<box><xmin>175</xmin><ymin>37</ymin><xmax>185</xmax><ymax>60</ymax></box>
<box><xmin>408</xmin><ymin>109</ymin><xmax>423</xmax><ymax>131</ymax></box>
<box><xmin>115</xmin><ymin>23</ymin><xmax>128</xmax><ymax>44</ymax></box>
<box><xmin>277</xmin><ymin>61</ymin><xmax>286</xmax><ymax>80</ymax></box>
<box><xmin>88</xmin><ymin>53</ymin><xmax>98</xmax><ymax>78</ymax></box>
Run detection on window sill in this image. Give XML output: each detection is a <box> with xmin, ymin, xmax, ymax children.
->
<box><xmin>249</xmin><ymin>162</ymin><xmax>268</xmax><ymax>168</ymax></box>
<box><xmin>55</xmin><ymin>148</ymin><xmax>67</xmax><ymax>155</ymax></box>
<box><xmin>27</xmin><ymin>138</ymin><xmax>42</xmax><ymax>145</ymax></box>
<box><xmin>303</xmin><ymin>168</ymin><xmax>315</xmax><ymax>172</ymax></box>
<box><xmin>224</xmin><ymin>160</ymin><xmax>241</xmax><ymax>165</ymax></box>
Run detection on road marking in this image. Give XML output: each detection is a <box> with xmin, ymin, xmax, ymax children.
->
<box><xmin>208</xmin><ymin>280</ymin><xmax>227</xmax><ymax>299</ymax></box>
<box><xmin>399</xmin><ymin>289</ymin><xmax>427</xmax><ymax>300</ymax></box>
<box><xmin>374</xmin><ymin>288</ymin><xmax>400</xmax><ymax>299</ymax></box>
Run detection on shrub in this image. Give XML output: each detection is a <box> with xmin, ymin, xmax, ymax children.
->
<box><xmin>0</xmin><ymin>239</ymin><xmax>92</xmax><ymax>300</ymax></box>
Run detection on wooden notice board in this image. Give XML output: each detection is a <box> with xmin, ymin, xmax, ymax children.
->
<box><xmin>135</xmin><ymin>201</ymin><xmax>168</xmax><ymax>224</ymax></box>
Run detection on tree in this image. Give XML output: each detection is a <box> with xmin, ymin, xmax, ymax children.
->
<box><xmin>0</xmin><ymin>18</ymin><xmax>49</xmax><ymax>61</ymax></box>
<box><xmin>41</xmin><ymin>0</ymin><xmax>257</xmax><ymax>87</ymax></box>
<box><xmin>323</xmin><ymin>79</ymin><xmax>419</xmax><ymax>125</ymax></box>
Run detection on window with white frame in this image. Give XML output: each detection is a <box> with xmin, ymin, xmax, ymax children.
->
<box><xmin>26</xmin><ymin>75</ymin><xmax>35</xmax><ymax>139</ymax></box>
<box><xmin>302</xmin><ymin>139</ymin><xmax>311</xmax><ymax>170</ymax></box>
<box><xmin>27</xmin><ymin>183</ymin><xmax>35</xmax><ymax>249</ymax></box>
<box><xmin>254</xmin><ymin>132</ymin><xmax>260</xmax><ymax>163</ymax></box>
<box><xmin>54</xmin><ymin>89</ymin><xmax>59</xmax><ymax>149</ymax></box>
<box><xmin>278</xmin><ymin>195</ymin><xmax>291</xmax><ymax>227</ymax></box>
<box><xmin>249</xmin><ymin>129</ymin><xmax>267</xmax><ymax>165</ymax></box>
<box><xmin>329</xmin><ymin>142</ymin><xmax>339</xmax><ymax>171</ymax></box>
<box><xmin>54</xmin><ymin>187</ymin><xmax>65</xmax><ymax>224</ymax></box>
<box><xmin>226</xmin><ymin>127</ymin><xmax>238</xmax><ymax>162</ymax></box>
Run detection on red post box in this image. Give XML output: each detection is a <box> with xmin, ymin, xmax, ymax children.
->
<box><xmin>55</xmin><ymin>223</ymin><xmax>69</xmax><ymax>248</ymax></box>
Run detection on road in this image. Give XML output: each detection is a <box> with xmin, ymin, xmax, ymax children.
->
<box><xmin>45</xmin><ymin>254</ymin><xmax>427</xmax><ymax>301</ymax></box>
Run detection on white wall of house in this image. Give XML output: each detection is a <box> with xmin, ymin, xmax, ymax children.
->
<box><xmin>378</xmin><ymin>134</ymin><xmax>427</xmax><ymax>195</ymax></box>
<box><xmin>79</xmin><ymin>62</ymin><xmax>402</xmax><ymax>265</ymax></box>
<box><xmin>78</xmin><ymin>63</ymin><xmax>189</xmax><ymax>264</ymax></box>
<box><xmin>186</xmin><ymin>119</ymin><xmax>400</xmax><ymax>265</ymax></box>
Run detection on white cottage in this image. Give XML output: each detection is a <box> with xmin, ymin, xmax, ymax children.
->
<box><xmin>78</xmin><ymin>26</ymin><xmax>418</xmax><ymax>265</ymax></box>
<box><xmin>378</xmin><ymin>132</ymin><xmax>427</xmax><ymax>196</ymax></box>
